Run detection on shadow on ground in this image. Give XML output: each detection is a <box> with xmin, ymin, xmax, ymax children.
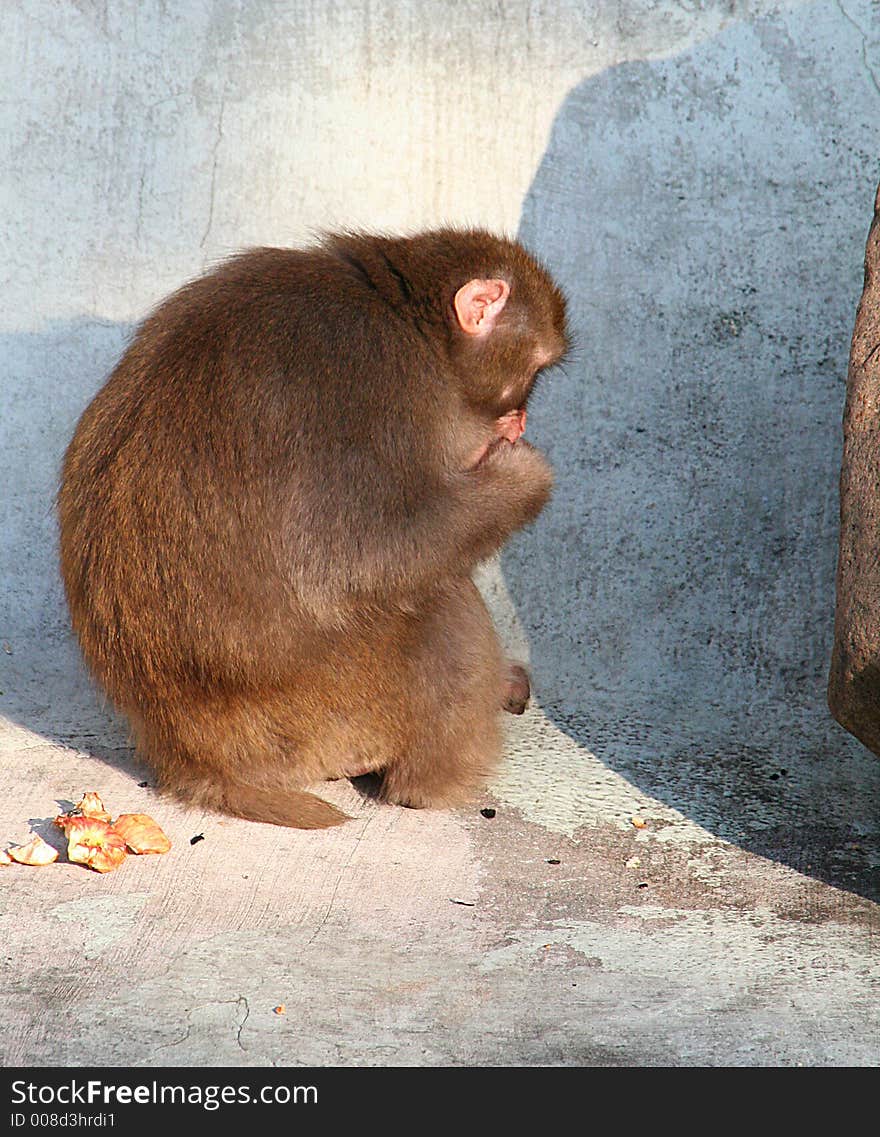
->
<box><xmin>504</xmin><ymin>11</ymin><xmax>880</xmax><ymax>901</ymax></box>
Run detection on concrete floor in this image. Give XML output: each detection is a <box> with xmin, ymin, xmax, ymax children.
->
<box><xmin>1</xmin><ymin>606</ymin><xmax>878</xmax><ymax>1068</ymax></box>
<box><xmin>2</xmin><ymin>0</ymin><xmax>880</xmax><ymax>1067</ymax></box>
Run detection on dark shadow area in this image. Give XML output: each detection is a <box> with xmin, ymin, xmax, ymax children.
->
<box><xmin>506</xmin><ymin>10</ymin><xmax>880</xmax><ymax>900</ymax></box>
<box><xmin>0</xmin><ymin>319</ymin><xmax>141</xmax><ymax>781</ymax></box>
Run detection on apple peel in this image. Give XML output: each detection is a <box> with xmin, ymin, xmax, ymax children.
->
<box><xmin>5</xmin><ymin>791</ymin><xmax>171</xmax><ymax>873</ymax></box>
<box><xmin>8</xmin><ymin>835</ymin><xmax>59</xmax><ymax>866</ymax></box>
<box><xmin>56</xmin><ymin>815</ymin><xmax>127</xmax><ymax>874</ymax></box>
<box><xmin>112</xmin><ymin>813</ymin><xmax>171</xmax><ymax>855</ymax></box>
<box><xmin>73</xmin><ymin>791</ymin><xmax>112</xmax><ymax>823</ymax></box>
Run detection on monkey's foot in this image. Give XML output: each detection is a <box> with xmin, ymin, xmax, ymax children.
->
<box><xmin>502</xmin><ymin>662</ymin><xmax>530</xmax><ymax>715</ymax></box>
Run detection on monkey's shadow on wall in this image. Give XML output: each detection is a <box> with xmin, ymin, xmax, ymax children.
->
<box><xmin>504</xmin><ymin>18</ymin><xmax>880</xmax><ymax>902</ymax></box>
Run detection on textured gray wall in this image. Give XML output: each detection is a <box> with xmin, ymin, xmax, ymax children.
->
<box><xmin>4</xmin><ymin>0</ymin><xmax>855</xmax><ymax>637</ymax></box>
<box><xmin>2</xmin><ymin>1</ymin><xmax>879</xmax><ymax>810</ymax></box>
<box><xmin>505</xmin><ymin>0</ymin><xmax>880</xmax><ymax>839</ymax></box>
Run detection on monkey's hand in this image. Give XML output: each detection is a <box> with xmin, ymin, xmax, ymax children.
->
<box><xmin>478</xmin><ymin>437</ymin><xmax>553</xmax><ymax>521</ymax></box>
<box><xmin>459</xmin><ymin>439</ymin><xmax>553</xmax><ymax>561</ymax></box>
<box><xmin>469</xmin><ymin>408</ymin><xmax>527</xmax><ymax>468</ymax></box>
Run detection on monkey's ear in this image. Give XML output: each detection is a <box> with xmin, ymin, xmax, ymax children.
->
<box><xmin>453</xmin><ymin>278</ymin><xmax>510</xmax><ymax>337</ymax></box>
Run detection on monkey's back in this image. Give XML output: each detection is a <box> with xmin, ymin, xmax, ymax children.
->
<box><xmin>58</xmin><ymin>247</ymin><xmax>445</xmax><ymax>709</ymax></box>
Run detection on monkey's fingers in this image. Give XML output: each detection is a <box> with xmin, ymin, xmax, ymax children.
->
<box><xmin>497</xmin><ymin>408</ymin><xmax>527</xmax><ymax>444</ymax></box>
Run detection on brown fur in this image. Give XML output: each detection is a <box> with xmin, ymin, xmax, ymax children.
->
<box><xmin>58</xmin><ymin>228</ymin><xmax>568</xmax><ymax>827</ymax></box>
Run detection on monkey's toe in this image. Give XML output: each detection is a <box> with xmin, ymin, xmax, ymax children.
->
<box><xmin>502</xmin><ymin>662</ymin><xmax>530</xmax><ymax>715</ymax></box>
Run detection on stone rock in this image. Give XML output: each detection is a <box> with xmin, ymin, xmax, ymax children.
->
<box><xmin>829</xmin><ymin>182</ymin><xmax>880</xmax><ymax>757</ymax></box>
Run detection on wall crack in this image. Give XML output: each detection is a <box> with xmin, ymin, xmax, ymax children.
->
<box><xmin>836</xmin><ymin>0</ymin><xmax>880</xmax><ymax>99</ymax></box>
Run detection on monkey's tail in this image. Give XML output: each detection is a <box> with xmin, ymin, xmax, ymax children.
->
<box><xmin>152</xmin><ymin>763</ymin><xmax>353</xmax><ymax>829</ymax></box>
<box><xmin>130</xmin><ymin>702</ymin><xmax>354</xmax><ymax>829</ymax></box>
<box><xmin>217</xmin><ymin>782</ymin><xmax>352</xmax><ymax>830</ymax></box>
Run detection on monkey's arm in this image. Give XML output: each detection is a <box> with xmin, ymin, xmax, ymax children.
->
<box><xmin>451</xmin><ymin>438</ymin><xmax>552</xmax><ymax>562</ymax></box>
<box><xmin>313</xmin><ymin>439</ymin><xmax>552</xmax><ymax>600</ymax></box>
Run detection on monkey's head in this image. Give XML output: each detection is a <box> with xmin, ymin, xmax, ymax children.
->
<box><xmin>403</xmin><ymin>229</ymin><xmax>568</xmax><ymax>473</ymax></box>
<box><xmin>334</xmin><ymin>227</ymin><xmax>567</xmax><ymax>401</ymax></box>
<box><xmin>409</xmin><ymin>229</ymin><xmax>569</xmax><ymax>471</ymax></box>
<box><xmin>441</xmin><ymin>230</ymin><xmax>569</xmax><ymax>421</ymax></box>
<box><xmin>325</xmin><ymin>227</ymin><xmax>569</xmax><ymax>468</ymax></box>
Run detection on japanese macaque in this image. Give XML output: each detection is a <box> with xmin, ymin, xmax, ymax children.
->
<box><xmin>58</xmin><ymin>229</ymin><xmax>568</xmax><ymax>827</ymax></box>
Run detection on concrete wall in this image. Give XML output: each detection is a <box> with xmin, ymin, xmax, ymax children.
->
<box><xmin>2</xmin><ymin>1</ymin><xmax>879</xmax><ymax>827</ymax></box>
<box><xmin>504</xmin><ymin>0</ymin><xmax>880</xmax><ymax>841</ymax></box>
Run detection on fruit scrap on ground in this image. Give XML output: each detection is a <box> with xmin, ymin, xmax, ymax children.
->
<box><xmin>74</xmin><ymin>791</ymin><xmax>112</xmax><ymax>822</ymax></box>
<box><xmin>112</xmin><ymin>813</ymin><xmax>172</xmax><ymax>855</ymax></box>
<box><xmin>5</xmin><ymin>795</ymin><xmax>172</xmax><ymax>873</ymax></box>
<box><xmin>56</xmin><ymin>815</ymin><xmax>127</xmax><ymax>874</ymax></box>
<box><xmin>7</xmin><ymin>835</ymin><xmax>59</xmax><ymax>866</ymax></box>
<box><xmin>42</xmin><ymin>791</ymin><xmax>173</xmax><ymax>874</ymax></box>
<box><xmin>0</xmin><ymin>791</ymin><xmax>177</xmax><ymax>877</ymax></box>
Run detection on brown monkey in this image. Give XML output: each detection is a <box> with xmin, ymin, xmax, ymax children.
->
<box><xmin>58</xmin><ymin>229</ymin><xmax>568</xmax><ymax>828</ymax></box>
